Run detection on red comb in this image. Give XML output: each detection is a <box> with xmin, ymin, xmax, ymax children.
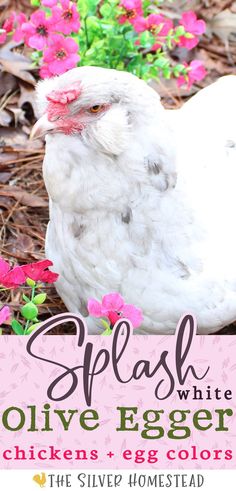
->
<box><xmin>46</xmin><ymin>81</ymin><xmax>82</xmax><ymax>105</ymax></box>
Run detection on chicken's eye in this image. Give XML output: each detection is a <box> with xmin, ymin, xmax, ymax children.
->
<box><xmin>89</xmin><ymin>105</ymin><xmax>104</xmax><ymax>113</ymax></box>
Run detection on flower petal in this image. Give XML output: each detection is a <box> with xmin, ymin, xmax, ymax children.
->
<box><xmin>1</xmin><ymin>266</ymin><xmax>26</xmax><ymax>288</ymax></box>
<box><xmin>40</xmin><ymin>271</ymin><xmax>59</xmax><ymax>283</ymax></box>
<box><xmin>0</xmin><ymin>32</ymin><xmax>7</xmax><ymax>44</ymax></box>
<box><xmin>64</xmin><ymin>37</ymin><xmax>79</xmax><ymax>52</ymax></box>
<box><xmin>28</xmin><ymin>34</ymin><xmax>47</xmax><ymax>50</ymax></box>
<box><xmin>40</xmin><ymin>63</ymin><xmax>53</xmax><ymax>79</ymax></box>
<box><xmin>101</xmin><ymin>292</ymin><xmax>124</xmax><ymax>313</ymax></box>
<box><xmin>87</xmin><ymin>299</ymin><xmax>103</xmax><ymax>317</ymax></box>
<box><xmin>0</xmin><ymin>306</ymin><xmax>11</xmax><ymax>325</ymax></box>
<box><xmin>121</xmin><ymin>304</ymin><xmax>143</xmax><ymax>328</ymax></box>
<box><xmin>21</xmin><ymin>259</ymin><xmax>56</xmax><ymax>282</ymax></box>
<box><xmin>31</xmin><ymin>10</ymin><xmax>47</xmax><ymax>26</ymax></box>
<box><xmin>42</xmin><ymin>0</ymin><xmax>58</xmax><ymax>6</ymax></box>
<box><xmin>0</xmin><ymin>257</ymin><xmax>10</xmax><ymax>277</ymax></box>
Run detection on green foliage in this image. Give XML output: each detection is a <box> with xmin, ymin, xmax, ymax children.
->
<box><xmin>11</xmin><ymin>319</ymin><xmax>25</xmax><ymax>335</ymax></box>
<box><xmin>70</xmin><ymin>0</ymin><xmax>194</xmax><ymax>82</ymax></box>
<box><xmin>33</xmin><ymin>293</ymin><xmax>47</xmax><ymax>305</ymax></box>
<box><xmin>11</xmin><ymin>283</ymin><xmax>46</xmax><ymax>335</ymax></box>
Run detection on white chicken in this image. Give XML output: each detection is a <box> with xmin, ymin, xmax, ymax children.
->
<box><xmin>32</xmin><ymin>67</ymin><xmax>236</xmax><ymax>334</ymax></box>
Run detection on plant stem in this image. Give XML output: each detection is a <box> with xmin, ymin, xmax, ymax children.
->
<box><xmin>23</xmin><ymin>284</ymin><xmax>36</xmax><ymax>335</ymax></box>
<box><xmin>84</xmin><ymin>16</ymin><xmax>89</xmax><ymax>49</ymax></box>
<box><xmin>31</xmin><ymin>285</ymin><xmax>36</xmax><ymax>301</ymax></box>
<box><xmin>24</xmin><ymin>319</ymin><xmax>30</xmax><ymax>335</ymax></box>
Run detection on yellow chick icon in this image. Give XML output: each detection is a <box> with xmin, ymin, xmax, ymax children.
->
<box><xmin>33</xmin><ymin>473</ymin><xmax>47</xmax><ymax>488</ymax></box>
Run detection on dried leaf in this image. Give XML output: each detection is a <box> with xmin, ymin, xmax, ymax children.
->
<box><xmin>0</xmin><ymin>186</ymin><xmax>48</xmax><ymax>207</ymax></box>
<box><xmin>12</xmin><ymin>209</ymin><xmax>30</xmax><ymax>226</ymax></box>
<box><xmin>0</xmin><ymin>127</ymin><xmax>43</xmax><ymax>152</ymax></box>
<box><xmin>0</xmin><ymin>72</ymin><xmax>17</xmax><ymax>97</ymax></box>
<box><xmin>0</xmin><ymin>195</ymin><xmax>13</xmax><ymax>210</ymax></box>
<box><xmin>0</xmin><ymin>172</ymin><xmax>11</xmax><ymax>183</ymax></box>
<box><xmin>7</xmin><ymin>233</ymin><xmax>35</xmax><ymax>258</ymax></box>
<box><xmin>8</xmin><ymin>106</ymin><xmax>28</xmax><ymax>126</ymax></box>
<box><xmin>0</xmin><ymin>109</ymin><xmax>12</xmax><ymax>127</ymax></box>
<box><xmin>209</xmin><ymin>9</ymin><xmax>236</xmax><ymax>44</ymax></box>
<box><xmin>198</xmin><ymin>48</ymin><xmax>233</xmax><ymax>77</ymax></box>
<box><xmin>19</xmin><ymin>83</ymin><xmax>40</xmax><ymax>120</ymax></box>
<box><xmin>0</xmin><ymin>41</ymin><xmax>36</xmax><ymax>85</ymax></box>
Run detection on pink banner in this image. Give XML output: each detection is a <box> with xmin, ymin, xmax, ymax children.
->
<box><xmin>0</xmin><ymin>314</ymin><xmax>235</xmax><ymax>470</ymax></box>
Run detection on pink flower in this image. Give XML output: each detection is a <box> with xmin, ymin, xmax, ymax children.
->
<box><xmin>88</xmin><ymin>292</ymin><xmax>143</xmax><ymax>328</ymax></box>
<box><xmin>0</xmin><ymin>257</ymin><xmax>26</xmax><ymax>288</ymax></box>
<box><xmin>3</xmin><ymin>13</ymin><xmax>15</xmax><ymax>33</ymax></box>
<box><xmin>178</xmin><ymin>11</ymin><xmax>206</xmax><ymax>50</ymax></box>
<box><xmin>151</xmin><ymin>17</ymin><xmax>173</xmax><ymax>50</ymax></box>
<box><xmin>0</xmin><ymin>257</ymin><xmax>58</xmax><ymax>287</ymax></box>
<box><xmin>0</xmin><ymin>13</ymin><xmax>15</xmax><ymax>44</ymax></box>
<box><xmin>21</xmin><ymin>10</ymin><xmax>54</xmax><ymax>50</ymax></box>
<box><xmin>13</xmin><ymin>13</ymin><xmax>27</xmax><ymax>43</ymax></box>
<box><xmin>177</xmin><ymin>60</ymin><xmax>206</xmax><ymax>89</ymax></box>
<box><xmin>134</xmin><ymin>13</ymin><xmax>173</xmax><ymax>36</ymax></box>
<box><xmin>0</xmin><ymin>12</ymin><xmax>28</xmax><ymax>45</ymax></box>
<box><xmin>43</xmin><ymin>34</ymin><xmax>80</xmax><ymax>75</ymax></box>
<box><xmin>0</xmin><ymin>31</ymin><xmax>7</xmax><ymax>45</ymax></box>
<box><xmin>20</xmin><ymin>259</ymin><xmax>59</xmax><ymax>283</ymax></box>
<box><xmin>119</xmin><ymin>0</ymin><xmax>143</xmax><ymax>26</ymax></box>
<box><xmin>0</xmin><ymin>306</ymin><xmax>11</xmax><ymax>325</ymax></box>
<box><xmin>42</xmin><ymin>0</ymin><xmax>58</xmax><ymax>6</ymax></box>
<box><xmin>132</xmin><ymin>15</ymin><xmax>147</xmax><ymax>33</ymax></box>
<box><xmin>180</xmin><ymin>11</ymin><xmax>206</xmax><ymax>36</ymax></box>
<box><xmin>39</xmin><ymin>63</ymin><xmax>53</xmax><ymax>79</ymax></box>
<box><xmin>52</xmin><ymin>0</ymin><xmax>80</xmax><ymax>35</ymax></box>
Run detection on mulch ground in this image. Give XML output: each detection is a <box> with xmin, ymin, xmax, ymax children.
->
<box><xmin>0</xmin><ymin>0</ymin><xmax>236</xmax><ymax>334</ymax></box>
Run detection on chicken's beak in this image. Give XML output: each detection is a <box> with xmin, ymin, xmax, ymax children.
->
<box><xmin>30</xmin><ymin>114</ymin><xmax>56</xmax><ymax>140</ymax></box>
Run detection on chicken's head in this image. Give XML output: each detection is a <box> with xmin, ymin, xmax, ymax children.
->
<box><xmin>31</xmin><ymin>66</ymin><xmax>162</xmax><ymax>155</ymax></box>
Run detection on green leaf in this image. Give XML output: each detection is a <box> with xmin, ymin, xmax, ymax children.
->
<box><xmin>21</xmin><ymin>302</ymin><xmax>38</xmax><ymax>321</ymax></box>
<box><xmin>86</xmin><ymin>16</ymin><xmax>101</xmax><ymax>34</ymax></box>
<box><xmin>173</xmin><ymin>63</ymin><xmax>185</xmax><ymax>77</ymax></box>
<box><xmin>123</xmin><ymin>29</ymin><xmax>137</xmax><ymax>41</ymax></box>
<box><xmin>22</xmin><ymin>294</ymin><xmax>31</xmax><ymax>303</ymax></box>
<box><xmin>146</xmin><ymin>53</ymin><xmax>154</xmax><ymax>62</ymax></box>
<box><xmin>26</xmin><ymin>322</ymin><xmax>41</xmax><ymax>335</ymax></box>
<box><xmin>100</xmin><ymin>3</ymin><xmax>112</xmax><ymax>18</ymax></box>
<box><xmin>139</xmin><ymin>31</ymin><xmax>154</xmax><ymax>48</ymax></box>
<box><xmin>78</xmin><ymin>0</ymin><xmax>100</xmax><ymax>16</ymax></box>
<box><xmin>33</xmin><ymin>293</ymin><xmax>47</xmax><ymax>305</ymax></box>
<box><xmin>154</xmin><ymin>57</ymin><xmax>169</xmax><ymax>69</ymax></box>
<box><xmin>167</xmin><ymin>38</ymin><xmax>173</xmax><ymax>50</ymax></box>
<box><xmin>185</xmin><ymin>32</ymin><xmax>195</xmax><ymax>39</ymax></box>
<box><xmin>0</xmin><ymin>328</ymin><xmax>2</xmax><ymax>335</ymax></box>
<box><xmin>101</xmin><ymin>319</ymin><xmax>110</xmax><ymax>330</ymax></box>
<box><xmin>101</xmin><ymin>328</ymin><xmax>113</xmax><ymax>336</ymax></box>
<box><xmin>175</xmin><ymin>26</ymin><xmax>185</xmax><ymax>37</ymax></box>
<box><xmin>116</xmin><ymin>60</ymin><xmax>125</xmax><ymax>70</ymax></box>
<box><xmin>162</xmin><ymin>67</ymin><xmax>171</xmax><ymax>79</ymax></box>
<box><xmin>31</xmin><ymin>51</ymin><xmax>42</xmax><ymax>61</ymax></box>
<box><xmin>11</xmin><ymin>319</ymin><xmax>24</xmax><ymax>335</ymax></box>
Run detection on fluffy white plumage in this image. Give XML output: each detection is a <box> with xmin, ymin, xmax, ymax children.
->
<box><xmin>35</xmin><ymin>67</ymin><xmax>236</xmax><ymax>334</ymax></box>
